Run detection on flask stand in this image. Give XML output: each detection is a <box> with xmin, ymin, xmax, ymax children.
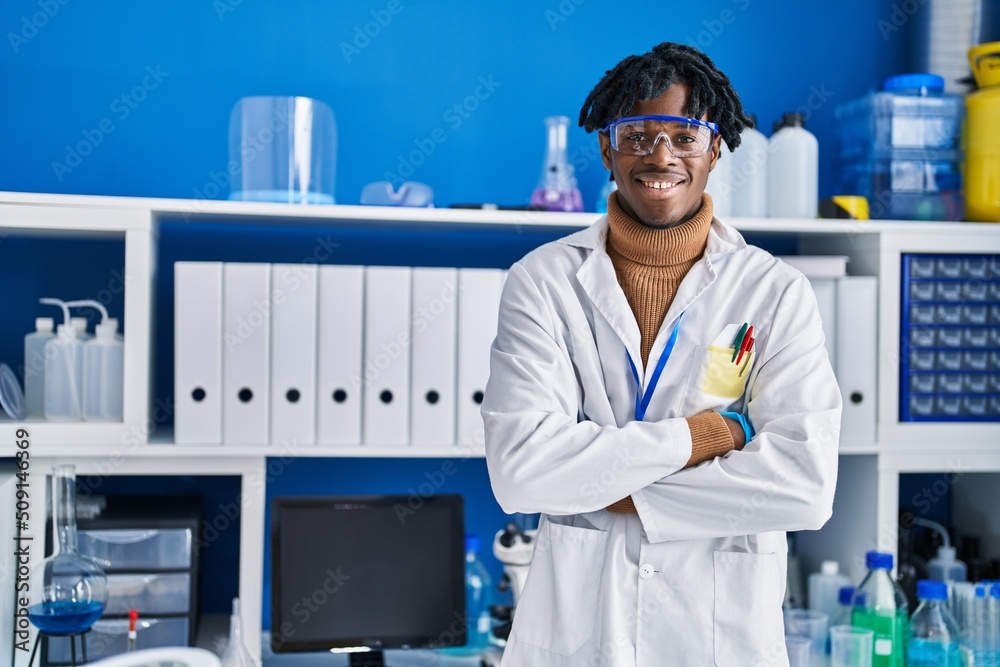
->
<box><xmin>28</xmin><ymin>630</ymin><xmax>89</xmax><ymax>667</ymax></box>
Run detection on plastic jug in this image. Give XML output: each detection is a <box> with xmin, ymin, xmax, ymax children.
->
<box><xmin>808</xmin><ymin>560</ymin><xmax>852</xmax><ymax>639</ymax></box>
<box><xmin>704</xmin><ymin>147</ymin><xmax>733</xmax><ymax>217</ymax></box>
<box><xmin>966</xmin><ymin>41</ymin><xmax>1000</xmax><ymax>222</ymax></box>
<box><xmin>731</xmin><ymin>117</ymin><xmax>768</xmax><ymax>218</ymax></box>
<box><xmin>767</xmin><ymin>112</ymin><xmax>818</xmax><ymax>218</ymax></box>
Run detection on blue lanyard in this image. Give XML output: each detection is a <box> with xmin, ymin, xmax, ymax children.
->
<box><xmin>626</xmin><ymin>312</ymin><xmax>684</xmax><ymax>422</ymax></box>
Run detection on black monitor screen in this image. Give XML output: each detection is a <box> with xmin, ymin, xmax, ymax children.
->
<box><xmin>271</xmin><ymin>494</ymin><xmax>466</xmax><ymax>653</ymax></box>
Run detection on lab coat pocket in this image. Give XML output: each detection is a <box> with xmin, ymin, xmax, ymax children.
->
<box><xmin>701</xmin><ymin>346</ymin><xmax>755</xmax><ymax>399</ymax></box>
<box><xmin>509</xmin><ymin>520</ymin><xmax>607</xmax><ymax>656</ymax></box>
<box><xmin>713</xmin><ymin>551</ymin><xmax>785</xmax><ymax>667</ymax></box>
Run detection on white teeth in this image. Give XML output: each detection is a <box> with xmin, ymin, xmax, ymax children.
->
<box><xmin>641</xmin><ymin>180</ymin><xmax>678</xmax><ymax>190</ymax></box>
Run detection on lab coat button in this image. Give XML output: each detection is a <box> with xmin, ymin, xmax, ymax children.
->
<box><xmin>639</xmin><ymin>563</ymin><xmax>655</xmax><ymax>579</ymax></box>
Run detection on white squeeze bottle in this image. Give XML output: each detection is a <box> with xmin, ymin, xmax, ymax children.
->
<box><xmin>704</xmin><ymin>144</ymin><xmax>733</xmax><ymax>217</ymax></box>
<box><xmin>40</xmin><ymin>298</ymin><xmax>84</xmax><ymax>421</ymax></box>
<box><xmin>24</xmin><ymin>317</ymin><xmax>55</xmax><ymax>418</ymax></box>
<box><xmin>731</xmin><ymin>114</ymin><xmax>768</xmax><ymax>217</ymax></box>
<box><xmin>67</xmin><ymin>300</ymin><xmax>124</xmax><ymax>422</ymax></box>
<box><xmin>767</xmin><ymin>112</ymin><xmax>819</xmax><ymax>219</ymax></box>
<box><xmin>71</xmin><ymin>316</ymin><xmax>93</xmax><ymax>341</ymax></box>
<box><xmin>808</xmin><ymin>560</ymin><xmax>852</xmax><ymax>629</ymax></box>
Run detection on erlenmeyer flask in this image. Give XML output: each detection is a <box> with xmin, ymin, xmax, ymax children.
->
<box><xmin>530</xmin><ymin>116</ymin><xmax>583</xmax><ymax>212</ymax></box>
<box><xmin>28</xmin><ymin>465</ymin><xmax>107</xmax><ymax>635</ymax></box>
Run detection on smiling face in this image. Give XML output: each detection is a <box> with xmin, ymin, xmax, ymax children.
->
<box><xmin>600</xmin><ymin>83</ymin><xmax>721</xmax><ymax>229</ymax></box>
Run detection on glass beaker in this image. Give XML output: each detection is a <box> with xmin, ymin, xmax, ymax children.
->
<box><xmin>28</xmin><ymin>465</ymin><xmax>108</xmax><ymax>636</ymax></box>
<box><xmin>530</xmin><ymin>116</ymin><xmax>583</xmax><ymax>212</ymax></box>
<box><xmin>229</xmin><ymin>96</ymin><xmax>337</xmax><ymax>205</ymax></box>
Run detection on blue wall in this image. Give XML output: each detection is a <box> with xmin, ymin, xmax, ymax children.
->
<box><xmin>3</xmin><ymin>0</ymin><xmax>912</xmax><ymax>634</ymax></box>
<box><xmin>1</xmin><ymin>0</ymin><xmax>909</xmax><ymax>206</ymax></box>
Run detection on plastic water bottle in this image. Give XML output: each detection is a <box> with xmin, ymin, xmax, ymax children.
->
<box><xmin>24</xmin><ymin>317</ymin><xmax>54</xmax><ymax>418</ymax></box>
<box><xmin>767</xmin><ymin>112</ymin><xmax>818</xmax><ymax>219</ymax></box>
<box><xmin>704</xmin><ymin>147</ymin><xmax>733</xmax><ymax>217</ymax></box>
<box><xmin>852</xmin><ymin>551</ymin><xmax>909</xmax><ymax>667</ymax></box>
<box><xmin>809</xmin><ymin>560</ymin><xmax>852</xmax><ymax>631</ymax></box>
<box><xmin>927</xmin><ymin>546</ymin><xmax>967</xmax><ymax>583</ymax></box>
<box><xmin>40</xmin><ymin>299</ymin><xmax>84</xmax><ymax>421</ymax></box>
<box><xmin>442</xmin><ymin>535</ymin><xmax>493</xmax><ymax>655</ymax></box>
<box><xmin>731</xmin><ymin>117</ymin><xmax>768</xmax><ymax>218</ymax></box>
<box><xmin>907</xmin><ymin>580</ymin><xmax>960</xmax><ymax>667</ymax></box>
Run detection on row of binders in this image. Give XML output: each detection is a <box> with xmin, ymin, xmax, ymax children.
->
<box><xmin>174</xmin><ymin>262</ymin><xmax>506</xmax><ymax>447</ymax></box>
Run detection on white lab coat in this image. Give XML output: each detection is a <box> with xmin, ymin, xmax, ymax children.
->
<box><xmin>483</xmin><ymin>215</ymin><xmax>841</xmax><ymax>666</ymax></box>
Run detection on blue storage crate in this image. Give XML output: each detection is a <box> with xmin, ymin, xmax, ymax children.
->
<box><xmin>900</xmin><ymin>253</ymin><xmax>1000</xmax><ymax>421</ymax></box>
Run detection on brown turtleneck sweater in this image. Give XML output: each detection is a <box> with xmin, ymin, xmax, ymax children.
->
<box><xmin>605</xmin><ymin>192</ymin><xmax>735</xmax><ymax>514</ymax></box>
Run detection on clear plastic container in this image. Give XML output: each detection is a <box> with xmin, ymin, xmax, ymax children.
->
<box><xmin>907</xmin><ymin>580</ymin><xmax>960</xmax><ymax>667</ymax></box>
<box><xmin>229</xmin><ymin>96</ymin><xmax>337</xmax><ymax>204</ymax></box>
<box><xmin>835</xmin><ymin>74</ymin><xmax>964</xmax><ymax>221</ymax></box>
<box><xmin>104</xmin><ymin>572</ymin><xmax>192</xmax><ymax>615</ymax></box>
<box><xmin>78</xmin><ymin>529</ymin><xmax>194</xmax><ymax>570</ymax></box>
<box><xmin>852</xmin><ymin>551</ymin><xmax>909</xmax><ymax>667</ymax></box>
<box><xmin>835</xmin><ymin>74</ymin><xmax>964</xmax><ymax>162</ymax></box>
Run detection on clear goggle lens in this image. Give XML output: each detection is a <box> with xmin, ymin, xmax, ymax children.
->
<box><xmin>607</xmin><ymin>115</ymin><xmax>718</xmax><ymax>158</ymax></box>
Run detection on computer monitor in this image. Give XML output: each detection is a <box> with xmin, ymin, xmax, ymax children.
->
<box><xmin>270</xmin><ymin>494</ymin><xmax>467</xmax><ymax>666</ymax></box>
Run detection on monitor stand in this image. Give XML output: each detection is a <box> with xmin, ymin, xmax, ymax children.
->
<box><xmin>348</xmin><ymin>651</ymin><xmax>387</xmax><ymax>667</ymax></box>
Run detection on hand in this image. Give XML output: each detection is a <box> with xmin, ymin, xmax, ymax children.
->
<box><xmin>721</xmin><ymin>415</ymin><xmax>746</xmax><ymax>451</ymax></box>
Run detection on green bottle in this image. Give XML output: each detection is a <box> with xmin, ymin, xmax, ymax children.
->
<box><xmin>851</xmin><ymin>551</ymin><xmax>910</xmax><ymax>667</ymax></box>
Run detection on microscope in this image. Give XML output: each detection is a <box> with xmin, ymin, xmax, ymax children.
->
<box><xmin>480</xmin><ymin>521</ymin><xmax>537</xmax><ymax>667</ymax></box>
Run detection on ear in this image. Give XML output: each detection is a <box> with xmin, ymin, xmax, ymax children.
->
<box><xmin>708</xmin><ymin>134</ymin><xmax>722</xmax><ymax>172</ymax></box>
<box><xmin>598</xmin><ymin>132</ymin><xmax>614</xmax><ymax>172</ymax></box>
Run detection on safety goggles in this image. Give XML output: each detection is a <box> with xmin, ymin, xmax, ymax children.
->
<box><xmin>604</xmin><ymin>115</ymin><xmax>719</xmax><ymax>158</ymax></box>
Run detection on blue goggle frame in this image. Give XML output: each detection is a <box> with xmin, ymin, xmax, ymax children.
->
<box><xmin>603</xmin><ymin>114</ymin><xmax>720</xmax><ymax>156</ymax></box>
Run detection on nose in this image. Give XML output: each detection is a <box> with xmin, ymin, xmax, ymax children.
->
<box><xmin>643</xmin><ymin>133</ymin><xmax>679</xmax><ymax>167</ymax></box>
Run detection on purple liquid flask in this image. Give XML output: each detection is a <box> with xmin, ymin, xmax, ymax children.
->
<box><xmin>530</xmin><ymin>116</ymin><xmax>584</xmax><ymax>212</ymax></box>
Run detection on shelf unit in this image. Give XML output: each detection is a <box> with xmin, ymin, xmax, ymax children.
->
<box><xmin>2</xmin><ymin>191</ymin><xmax>999</xmax><ymax>664</ymax></box>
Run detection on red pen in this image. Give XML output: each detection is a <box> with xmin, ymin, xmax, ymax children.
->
<box><xmin>735</xmin><ymin>326</ymin><xmax>754</xmax><ymax>364</ymax></box>
<box><xmin>736</xmin><ymin>332</ymin><xmax>754</xmax><ymax>365</ymax></box>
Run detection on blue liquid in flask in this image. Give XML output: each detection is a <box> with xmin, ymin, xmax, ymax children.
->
<box><xmin>28</xmin><ymin>600</ymin><xmax>105</xmax><ymax>635</ymax></box>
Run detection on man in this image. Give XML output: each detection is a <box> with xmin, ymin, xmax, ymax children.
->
<box><xmin>482</xmin><ymin>42</ymin><xmax>841</xmax><ymax>666</ymax></box>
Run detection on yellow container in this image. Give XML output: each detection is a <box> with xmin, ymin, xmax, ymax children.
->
<box><xmin>966</xmin><ymin>42</ymin><xmax>1000</xmax><ymax>222</ymax></box>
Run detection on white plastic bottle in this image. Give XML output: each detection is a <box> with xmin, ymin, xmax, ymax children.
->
<box><xmin>67</xmin><ymin>300</ymin><xmax>124</xmax><ymax>422</ymax></box>
<box><xmin>731</xmin><ymin>116</ymin><xmax>769</xmax><ymax>217</ymax></box>
<box><xmin>808</xmin><ymin>560</ymin><xmax>852</xmax><ymax>629</ymax></box>
<box><xmin>928</xmin><ymin>546</ymin><xmax>967</xmax><ymax>583</ymax></box>
<box><xmin>40</xmin><ymin>299</ymin><xmax>84</xmax><ymax>421</ymax></box>
<box><xmin>704</xmin><ymin>146</ymin><xmax>733</xmax><ymax>217</ymax></box>
<box><xmin>71</xmin><ymin>316</ymin><xmax>92</xmax><ymax>341</ymax></box>
<box><xmin>24</xmin><ymin>317</ymin><xmax>55</xmax><ymax>418</ymax></box>
<box><xmin>767</xmin><ymin>112</ymin><xmax>819</xmax><ymax>219</ymax></box>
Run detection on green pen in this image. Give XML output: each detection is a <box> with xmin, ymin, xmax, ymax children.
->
<box><xmin>731</xmin><ymin>322</ymin><xmax>748</xmax><ymax>361</ymax></box>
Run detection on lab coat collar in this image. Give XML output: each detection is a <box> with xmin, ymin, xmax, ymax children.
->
<box><xmin>566</xmin><ymin>214</ymin><xmax>745</xmax><ymax>378</ymax></box>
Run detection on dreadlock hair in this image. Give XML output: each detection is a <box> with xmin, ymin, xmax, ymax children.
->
<box><xmin>578</xmin><ymin>42</ymin><xmax>752</xmax><ymax>152</ymax></box>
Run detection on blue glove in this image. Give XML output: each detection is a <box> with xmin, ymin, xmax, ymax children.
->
<box><xmin>719</xmin><ymin>411</ymin><xmax>755</xmax><ymax>445</ymax></box>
